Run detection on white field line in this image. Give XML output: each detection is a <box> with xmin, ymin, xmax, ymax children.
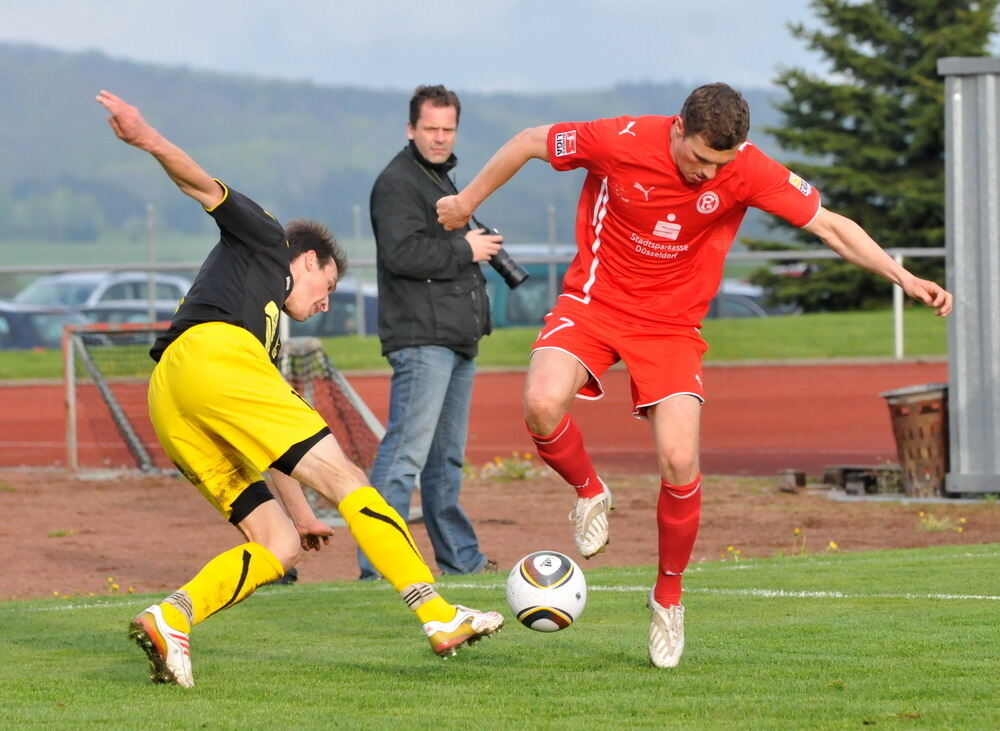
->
<box><xmin>600</xmin><ymin>587</ymin><xmax>1000</xmax><ymax>601</ymax></box>
<box><xmin>438</xmin><ymin>584</ymin><xmax>1000</xmax><ymax>601</ymax></box>
<box><xmin>6</xmin><ymin>585</ymin><xmax>997</xmax><ymax>616</ymax></box>
<box><xmin>3</xmin><ymin>549</ymin><xmax>998</xmax><ymax>614</ymax></box>
<box><xmin>612</xmin><ymin>549</ymin><xmax>1000</xmax><ymax>574</ymax></box>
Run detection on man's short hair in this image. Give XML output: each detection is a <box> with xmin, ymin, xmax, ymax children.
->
<box><xmin>680</xmin><ymin>83</ymin><xmax>750</xmax><ymax>150</ymax></box>
<box><xmin>285</xmin><ymin>219</ymin><xmax>347</xmax><ymax>277</ymax></box>
<box><xmin>409</xmin><ymin>84</ymin><xmax>461</xmax><ymax>127</ymax></box>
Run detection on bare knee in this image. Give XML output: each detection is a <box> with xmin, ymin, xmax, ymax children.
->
<box><xmin>523</xmin><ymin>385</ymin><xmax>568</xmax><ymax>435</ymax></box>
<box><xmin>238</xmin><ymin>501</ymin><xmax>303</xmax><ymax>571</ymax></box>
<box><xmin>658</xmin><ymin>445</ymin><xmax>699</xmax><ymax>486</ymax></box>
<box><xmin>524</xmin><ymin>351</ymin><xmax>587</xmax><ymax>434</ymax></box>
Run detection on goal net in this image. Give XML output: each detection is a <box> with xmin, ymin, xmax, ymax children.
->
<box><xmin>278</xmin><ymin>337</ymin><xmax>385</xmax><ymax>516</ymax></box>
<box><xmin>63</xmin><ymin>321</ymin><xmax>171</xmax><ymax>475</ymax></box>
<box><xmin>64</xmin><ymin>326</ymin><xmax>384</xmax><ymax>497</ymax></box>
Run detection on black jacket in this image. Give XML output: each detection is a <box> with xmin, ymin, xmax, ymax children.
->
<box><xmin>370</xmin><ymin>143</ymin><xmax>491</xmax><ymax>357</ymax></box>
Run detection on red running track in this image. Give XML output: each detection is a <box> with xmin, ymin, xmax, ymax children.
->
<box><xmin>0</xmin><ymin>360</ymin><xmax>946</xmax><ymax>477</ymax></box>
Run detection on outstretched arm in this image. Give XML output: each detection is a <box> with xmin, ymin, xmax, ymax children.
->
<box><xmin>95</xmin><ymin>90</ymin><xmax>224</xmax><ymax>209</ymax></box>
<box><xmin>804</xmin><ymin>207</ymin><xmax>953</xmax><ymax>316</ymax></box>
<box><xmin>437</xmin><ymin>124</ymin><xmax>552</xmax><ymax>230</ymax></box>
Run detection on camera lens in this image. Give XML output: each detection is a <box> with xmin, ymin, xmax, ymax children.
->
<box><xmin>490</xmin><ymin>247</ymin><xmax>530</xmax><ymax>289</ymax></box>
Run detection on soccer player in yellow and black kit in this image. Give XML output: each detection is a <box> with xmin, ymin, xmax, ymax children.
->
<box><xmin>96</xmin><ymin>90</ymin><xmax>503</xmax><ymax>688</ymax></box>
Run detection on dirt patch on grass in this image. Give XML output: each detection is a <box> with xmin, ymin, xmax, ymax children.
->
<box><xmin>0</xmin><ymin>468</ymin><xmax>997</xmax><ymax>601</ymax></box>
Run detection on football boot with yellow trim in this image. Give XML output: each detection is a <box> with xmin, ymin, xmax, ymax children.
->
<box><xmin>423</xmin><ymin>604</ymin><xmax>504</xmax><ymax>657</ymax></box>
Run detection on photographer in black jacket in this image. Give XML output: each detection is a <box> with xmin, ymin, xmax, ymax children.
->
<box><xmin>358</xmin><ymin>85</ymin><xmax>501</xmax><ymax>580</ymax></box>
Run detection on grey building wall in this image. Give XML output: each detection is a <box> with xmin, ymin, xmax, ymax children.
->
<box><xmin>939</xmin><ymin>57</ymin><xmax>1000</xmax><ymax>493</ymax></box>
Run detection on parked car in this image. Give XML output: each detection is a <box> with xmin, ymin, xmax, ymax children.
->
<box><xmin>0</xmin><ymin>301</ymin><xmax>89</xmax><ymax>350</ymax></box>
<box><xmin>481</xmin><ymin>244</ymin><xmax>574</xmax><ymax>329</ymax></box>
<box><xmin>706</xmin><ymin>280</ymin><xmax>771</xmax><ymax>319</ymax></box>
<box><xmin>287</xmin><ymin>282</ymin><xmax>379</xmax><ymax>338</ymax></box>
<box><xmin>70</xmin><ymin>283</ymin><xmax>376</xmax><ymax>338</ymax></box>
<box><xmin>482</xmin><ymin>244</ymin><xmax>778</xmax><ymax>327</ymax></box>
<box><xmin>77</xmin><ymin>300</ymin><xmax>179</xmax><ymax>325</ymax></box>
<box><xmin>14</xmin><ymin>271</ymin><xmax>191</xmax><ymax>309</ymax></box>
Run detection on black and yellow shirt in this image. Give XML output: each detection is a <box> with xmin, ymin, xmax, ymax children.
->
<box><xmin>150</xmin><ymin>182</ymin><xmax>291</xmax><ymax>363</ymax></box>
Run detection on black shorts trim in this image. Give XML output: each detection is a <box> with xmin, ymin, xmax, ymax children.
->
<box><xmin>229</xmin><ymin>481</ymin><xmax>275</xmax><ymax>525</ymax></box>
<box><xmin>270</xmin><ymin>426</ymin><xmax>331</xmax><ymax>475</ymax></box>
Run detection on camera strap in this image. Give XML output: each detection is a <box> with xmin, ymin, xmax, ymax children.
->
<box><xmin>409</xmin><ymin>155</ymin><xmax>460</xmax><ymax>197</ymax></box>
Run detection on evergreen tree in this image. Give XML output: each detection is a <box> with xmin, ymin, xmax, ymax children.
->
<box><xmin>749</xmin><ymin>0</ymin><xmax>997</xmax><ymax>311</ymax></box>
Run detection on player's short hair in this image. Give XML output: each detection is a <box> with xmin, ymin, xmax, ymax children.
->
<box><xmin>680</xmin><ymin>83</ymin><xmax>750</xmax><ymax>150</ymax></box>
<box><xmin>409</xmin><ymin>84</ymin><xmax>461</xmax><ymax>127</ymax></box>
<box><xmin>285</xmin><ymin>219</ymin><xmax>347</xmax><ymax>277</ymax></box>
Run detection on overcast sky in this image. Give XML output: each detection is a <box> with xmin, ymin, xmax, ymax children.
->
<box><xmin>1</xmin><ymin>0</ymin><xmax>830</xmax><ymax>92</ymax></box>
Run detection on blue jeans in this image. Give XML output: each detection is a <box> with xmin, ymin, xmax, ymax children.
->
<box><xmin>358</xmin><ymin>345</ymin><xmax>488</xmax><ymax>579</ymax></box>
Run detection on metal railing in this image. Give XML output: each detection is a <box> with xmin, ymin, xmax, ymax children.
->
<box><xmin>0</xmin><ymin>247</ymin><xmax>947</xmax><ymax>360</ymax></box>
<box><xmin>728</xmin><ymin>247</ymin><xmax>947</xmax><ymax>360</ymax></box>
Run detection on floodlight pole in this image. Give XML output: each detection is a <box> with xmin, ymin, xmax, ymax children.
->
<box><xmin>146</xmin><ymin>203</ymin><xmax>156</xmax><ymax>324</ymax></box>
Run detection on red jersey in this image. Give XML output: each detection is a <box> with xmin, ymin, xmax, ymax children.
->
<box><xmin>548</xmin><ymin>115</ymin><xmax>821</xmax><ymax>327</ymax></box>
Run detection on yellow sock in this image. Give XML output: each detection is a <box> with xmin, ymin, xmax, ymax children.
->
<box><xmin>159</xmin><ymin>602</ymin><xmax>191</xmax><ymax>633</ymax></box>
<box><xmin>168</xmin><ymin>542</ymin><xmax>284</xmax><ymax>626</ymax></box>
<box><xmin>413</xmin><ymin>595</ymin><xmax>456</xmax><ymax>625</ymax></box>
<box><xmin>339</xmin><ymin>487</ymin><xmax>435</xmax><ymax>590</ymax></box>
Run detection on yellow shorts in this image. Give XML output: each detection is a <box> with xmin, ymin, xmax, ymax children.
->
<box><xmin>148</xmin><ymin>322</ymin><xmax>328</xmax><ymax>519</ymax></box>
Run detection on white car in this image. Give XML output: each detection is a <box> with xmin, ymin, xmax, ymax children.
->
<box><xmin>14</xmin><ymin>271</ymin><xmax>191</xmax><ymax>309</ymax></box>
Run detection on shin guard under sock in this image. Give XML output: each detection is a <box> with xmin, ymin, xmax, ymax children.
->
<box><xmin>528</xmin><ymin>414</ymin><xmax>602</xmax><ymax>498</ymax></box>
<box><xmin>654</xmin><ymin>475</ymin><xmax>702</xmax><ymax>607</ymax></box>
<box><xmin>170</xmin><ymin>542</ymin><xmax>284</xmax><ymax>627</ymax></box>
<box><xmin>338</xmin><ymin>487</ymin><xmax>453</xmax><ymax>622</ymax></box>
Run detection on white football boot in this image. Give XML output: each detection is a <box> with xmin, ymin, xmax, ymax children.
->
<box><xmin>128</xmin><ymin>604</ymin><xmax>194</xmax><ymax>687</ymax></box>
<box><xmin>569</xmin><ymin>479</ymin><xmax>614</xmax><ymax>558</ymax></box>
<box><xmin>647</xmin><ymin>591</ymin><xmax>685</xmax><ymax>668</ymax></box>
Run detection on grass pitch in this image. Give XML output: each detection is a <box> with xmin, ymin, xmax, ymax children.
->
<box><xmin>1</xmin><ymin>544</ymin><xmax>996</xmax><ymax>729</ymax></box>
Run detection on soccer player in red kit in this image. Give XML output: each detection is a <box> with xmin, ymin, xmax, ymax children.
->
<box><xmin>437</xmin><ymin>83</ymin><xmax>952</xmax><ymax>668</ymax></box>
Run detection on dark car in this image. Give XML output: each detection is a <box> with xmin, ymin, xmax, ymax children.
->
<box><xmin>0</xmin><ymin>301</ymin><xmax>89</xmax><ymax>350</ymax></box>
<box><xmin>78</xmin><ymin>291</ymin><xmax>378</xmax><ymax>339</ymax></box>
<box><xmin>77</xmin><ymin>300</ymin><xmax>179</xmax><ymax>325</ymax></box>
<box><xmin>288</xmin><ymin>284</ymin><xmax>379</xmax><ymax>338</ymax></box>
<box><xmin>483</xmin><ymin>244</ymin><xmax>778</xmax><ymax>327</ymax></box>
<box><xmin>705</xmin><ymin>286</ymin><xmax>769</xmax><ymax>319</ymax></box>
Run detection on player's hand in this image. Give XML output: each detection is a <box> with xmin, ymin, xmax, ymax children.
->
<box><xmin>466</xmin><ymin>229</ymin><xmax>503</xmax><ymax>263</ymax></box>
<box><xmin>902</xmin><ymin>276</ymin><xmax>953</xmax><ymax>317</ymax></box>
<box><xmin>437</xmin><ymin>194</ymin><xmax>474</xmax><ymax>231</ymax></box>
<box><xmin>95</xmin><ymin>90</ymin><xmax>159</xmax><ymax>150</ymax></box>
<box><xmin>297</xmin><ymin>518</ymin><xmax>334</xmax><ymax>551</ymax></box>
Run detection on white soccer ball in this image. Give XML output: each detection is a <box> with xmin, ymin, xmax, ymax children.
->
<box><xmin>506</xmin><ymin>550</ymin><xmax>587</xmax><ymax>632</ymax></box>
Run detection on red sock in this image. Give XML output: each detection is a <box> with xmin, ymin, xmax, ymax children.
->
<box><xmin>527</xmin><ymin>414</ymin><xmax>602</xmax><ymax>498</ymax></box>
<box><xmin>654</xmin><ymin>474</ymin><xmax>702</xmax><ymax>607</ymax></box>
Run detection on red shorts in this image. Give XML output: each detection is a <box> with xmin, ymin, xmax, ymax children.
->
<box><xmin>531</xmin><ymin>295</ymin><xmax>708</xmax><ymax>417</ymax></box>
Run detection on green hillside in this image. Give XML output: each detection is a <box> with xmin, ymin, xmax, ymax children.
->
<box><xmin>0</xmin><ymin>42</ymin><xmax>786</xmax><ymax>263</ymax></box>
